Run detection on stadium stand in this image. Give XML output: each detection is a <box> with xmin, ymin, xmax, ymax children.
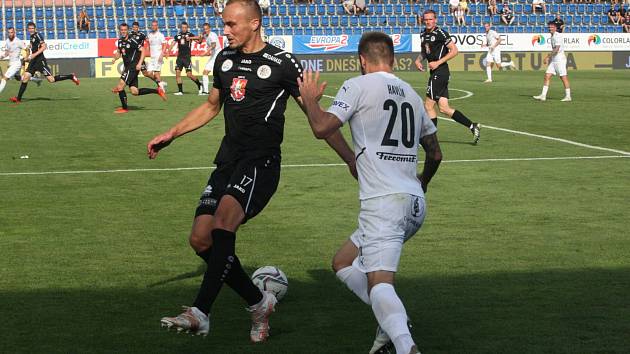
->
<box><xmin>0</xmin><ymin>0</ymin><xmax>626</xmax><ymax>40</ymax></box>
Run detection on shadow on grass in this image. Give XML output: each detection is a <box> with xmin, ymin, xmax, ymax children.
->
<box><xmin>1</xmin><ymin>268</ymin><xmax>628</xmax><ymax>353</ymax></box>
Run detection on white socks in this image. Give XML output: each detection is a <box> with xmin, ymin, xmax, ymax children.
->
<box><xmin>565</xmin><ymin>88</ymin><xmax>571</xmax><ymax>98</ymax></box>
<box><xmin>0</xmin><ymin>79</ymin><xmax>6</xmax><ymax>93</ymax></box>
<box><xmin>541</xmin><ymin>85</ymin><xmax>549</xmax><ymax>98</ymax></box>
<box><xmin>336</xmin><ymin>265</ymin><xmax>370</xmax><ymax>304</ymax></box>
<box><xmin>500</xmin><ymin>61</ymin><xmax>513</xmax><ymax>68</ymax></box>
<box><xmin>370</xmin><ymin>283</ymin><xmax>414</xmax><ymax>354</ymax></box>
<box><xmin>202</xmin><ymin>75</ymin><xmax>209</xmax><ymax>93</ymax></box>
<box><xmin>486</xmin><ymin>66</ymin><xmax>492</xmax><ymax>80</ymax></box>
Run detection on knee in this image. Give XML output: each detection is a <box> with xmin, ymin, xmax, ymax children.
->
<box><xmin>189</xmin><ymin>231</ymin><xmax>211</xmax><ymax>252</ymax></box>
<box><xmin>130</xmin><ymin>88</ymin><xmax>139</xmax><ymax>95</ymax></box>
<box><xmin>47</xmin><ymin>77</ymin><xmax>55</xmax><ymax>83</ymax></box>
<box><xmin>331</xmin><ymin>255</ymin><xmax>351</xmax><ymax>273</ymax></box>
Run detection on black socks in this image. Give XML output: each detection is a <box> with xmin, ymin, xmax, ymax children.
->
<box><xmin>53</xmin><ymin>74</ymin><xmax>73</xmax><ymax>82</ymax></box>
<box><xmin>177</xmin><ymin>83</ymin><xmax>183</xmax><ymax>93</ymax></box>
<box><xmin>118</xmin><ymin>90</ymin><xmax>128</xmax><ymax>109</ymax></box>
<box><xmin>451</xmin><ymin>110</ymin><xmax>473</xmax><ymax>129</ymax></box>
<box><xmin>138</xmin><ymin>88</ymin><xmax>157</xmax><ymax>95</ymax></box>
<box><xmin>17</xmin><ymin>82</ymin><xmax>28</xmax><ymax>100</ymax></box>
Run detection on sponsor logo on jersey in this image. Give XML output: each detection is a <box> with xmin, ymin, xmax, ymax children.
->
<box><xmin>257</xmin><ymin>65</ymin><xmax>272</xmax><ymax>79</ymax></box>
<box><xmin>531</xmin><ymin>35</ymin><xmax>545</xmax><ymax>46</ymax></box>
<box><xmin>222</xmin><ymin>59</ymin><xmax>233</xmax><ymax>71</ymax></box>
<box><xmin>305</xmin><ymin>35</ymin><xmax>349</xmax><ymax>51</ymax></box>
<box><xmin>230</xmin><ymin>77</ymin><xmax>248</xmax><ymax>101</ymax></box>
<box><xmin>375</xmin><ymin>152</ymin><xmax>417</xmax><ymax>163</ymax></box>
<box><xmin>331</xmin><ymin>100</ymin><xmax>350</xmax><ymax>112</ymax></box>
<box><xmin>262</xmin><ymin>52</ymin><xmax>282</xmax><ymax>64</ymax></box>
<box><xmin>241</xmin><ymin>59</ymin><xmax>252</xmax><ymax>64</ymax></box>
<box><xmin>588</xmin><ymin>34</ymin><xmax>601</xmax><ymax>46</ymax></box>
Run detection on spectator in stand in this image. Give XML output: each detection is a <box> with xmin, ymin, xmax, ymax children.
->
<box><xmin>449</xmin><ymin>0</ymin><xmax>460</xmax><ymax>14</ymax></box>
<box><xmin>623</xmin><ymin>13</ymin><xmax>630</xmax><ymax>32</ymax></box>
<box><xmin>488</xmin><ymin>0</ymin><xmax>498</xmax><ymax>15</ymax></box>
<box><xmin>343</xmin><ymin>0</ymin><xmax>357</xmax><ymax>15</ymax></box>
<box><xmin>454</xmin><ymin>5</ymin><xmax>466</xmax><ymax>25</ymax></box>
<box><xmin>620</xmin><ymin>4</ymin><xmax>627</xmax><ymax>18</ymax></box>
<box><xmin>501</xmin><ymin>3</ymin><xmax>515</xmax><ymax>25</ymax></box>
<box><xmin>356</xmin><ymin>0</ymin><xmax>368</xmax><ymax>14</ymax></box>
<box><xmin>552</xmin><ymin>14</ymin><xmax>565</xmax><ymax>32</ymax></box>
<box><xmin>259</xmin><ymin>0</ymin><xmax>270</xmax><ymax>15</ymax></box>
<box><xmin>608</xmin><ymin>6</ymin><xmax>621</xmax><ymax>24</ymax></box>
<box><xmin>77</xmin><ymin>8</ymin><xmax>90</xmax><ymax>33</ymax></box>
<box><xmin>460</xmin><ymin>0</ymin><xmax>470</xmax><ymax>14</ymax></box>
<box><xmin>533</xmin><ymin>0</ymin><xmax>547</xmax><ymax>14</ymax></box>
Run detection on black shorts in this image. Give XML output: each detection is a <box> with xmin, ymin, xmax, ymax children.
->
<box><xmin>426</xmin><ymin>72</ymin><xmax>449</xmax><ymax>101</ymax></box>
<box><xmin>27</xmin><ymin>56</ymin><xmax>52</xmax><ymax>76</ymax></box>
<box><xmin>121</xmin><ymin>67</ymin><xmax>139</xmax><ymax>88</ymax></box>
<box><xmin>175</xmin><ymin>56</ymin><xmax>192</xmax><ymax>72</ymax></box>
<box><xmin>195</xmin><ymin>155</ymin><xmax>281</xmax><ymax>222</ymax></box>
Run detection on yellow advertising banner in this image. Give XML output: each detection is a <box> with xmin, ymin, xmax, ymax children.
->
<box><xmin>95</xmin><ymin>57</ymin><xmax>212</xmax><ymax>78</ymax></box>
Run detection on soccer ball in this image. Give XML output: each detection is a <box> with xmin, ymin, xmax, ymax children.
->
<box><xmin>251</xmin><ymin>266</ymin><xmax>288</xmax><ymax>301</ymax></box>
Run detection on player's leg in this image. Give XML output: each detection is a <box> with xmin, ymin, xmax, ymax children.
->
<box><xmin>113</xmin><ymin>76</ymin><xmax>130</xmax><ymax>112</ymax></box>
<box><xmin>0</xmin><ymin>62</ymin><xmax>21</xmax><ymax>93</ymax></box>
<box><xmin>438</xmin><ymin>97</ymin><xmax>480</xmax><ymax>143</ymax></box>
<box><xmin>484</xmin><ymin>55</ymin><xmax>494</xmax><ymax>82</ymax></box>
<box><xmin>12</xmin><ymin>71</ymin><xmax>33</xmax><ymax>102</ymax></box>
<box><xmin>332</xmin><ymin>237</ymin><xmax>370</xmax><ymax>304</ymax></box>
<box><xmin>557</xmin><ymin>62</ymin><xmax>571</xmax><ymax>101</ymax></box>
<box><xmin>175</xmin><ymin>67</ymin><xmax>184</xmax><ymax>95</ymax></box>
<box><xmin>534</xmin><ymin>71</ymin><xmax>553</xmax><ymax>101</ymax></box>
<box><xmin>202</xmin><ymin>69</ymin><xmax>211</xmax><ymax>94</ymax></box>
<box><xmin>186</xmin><ymin>67</ymin><xmax>202</xmax><ymax>94</ymax></box>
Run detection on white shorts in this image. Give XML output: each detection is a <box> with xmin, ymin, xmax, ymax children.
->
<box><xmin>4</xmin><ymin>62</ymin><xmax>22</xmax><ymax>79</ymax></box>
<box><xmin>546</xmin><ymin>59</ymin><xmax>567</xmax><ymax>76</ymax></box>
<box><xmin>204</xmin><ymin>54</ymin><xmax>218</xmax><ymax>72</ymax></box>
<box><xmin>350</xmin><ymin>193</ymin><xmax>426</xmax><ymax>273</ymax></box>
<box><xmin>486</xmin><ymin>49</ymin><xmax>502</xmax><ymax>64</ymax></box>
<box><xmin>147</xmin><ymin>58</ymin><xmax>163</xmax><ymax>72</ymax></box>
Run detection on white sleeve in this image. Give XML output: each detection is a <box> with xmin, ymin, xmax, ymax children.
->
<box><xmin>326</xmin><ymin>80</ymin><xmax>360</xmax><ymax>124</ymax></box>
<box><xmin>418</xmin><ymin>106</ymin><xmax>437</xmax><ymax>140</ymax></box>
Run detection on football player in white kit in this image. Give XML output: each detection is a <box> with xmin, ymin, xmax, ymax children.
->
<box><xmin>0</xmin><ymin>28</ymin><xmax>27</xmax><ymax>94</ymax></box>
<box><xmin>534</xmin><ymin>21</ymin><xmax>571</xmax><ymax>102</ymax></box>
<box><xmin>298</xmin><ymin>32</ymin><xmax>443</xmax><ymax>354</ymax></box>
<box><xmin>481</xmin><ymin>22</ymin><xmax>515</xmax><ymax>83</ymax></box>
<box><xmin>146</xmin><ymin>20</ymin><xmax>168</xmax><ymax>91</ymax></box>
<box><xmin>200</xmin><ymin>23</ymin><xmax>221</xmax><ymax>95</ymax></box>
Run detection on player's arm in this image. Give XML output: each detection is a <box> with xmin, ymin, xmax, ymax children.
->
<box><xmin>418</xmin><ymin>133</ymin><xmax>443</xmax><ymax>192</ymax></box>
<box><xmin>147</xmin><ymin>88</ymin><xmax>223</xmax><ymax>159</ymax></box>
<box><xmin>137</xmin><ymin>47</ymin><xmax>147</xmax><ymax>70</ymax></box>
<box><xmin>204</xmin><ymin>42</ymin><xmax>216</xmax><ymax>56</ymax></box>
<box><xmin>429</xmin><ymin>41</ymin><xmax>458</xmax><ymax>70</ymax></box>
<box><xmin>29</xmin><ymin>41</ymin><xmax>47</xmax><ymax>60</ymax></box>
<box><xmin>111</xmin><ymin>49</ymin><xmax>121</xmax><ymax>63</ymax></box>
<box><xmin>546</xmin><ymin>45</ymin><xmax>559</xmax><ymax>63</ymax></box>
<box><xmin>166</xmin><ymin>40</ymin><xmax>177</xmax><ymax>57</ymax></box>
<box><xmin>415</xmin><ymin>51</ymin><xmax>426</xmax><ymax>71</ymax></box>
<box><xmin>296</xmin><ymin>71</ymin><xmax>342</xmax><ymax>139</ymax></box>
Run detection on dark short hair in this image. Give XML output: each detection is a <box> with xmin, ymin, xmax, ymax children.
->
<box><xmin>152</xmin><ymin>20</ymin><xmax>158</xmax><ymax>24</ymax></box>
<box><xmin>119</xmin><ymin>23</ymin><xmax>129</xmax><ymax>28</ymax></box>
<box><xmin>132</xmin><ymin>21</ymin><xmax>140</xmax><ymax>26</ymax></box>
<box><xmin>422</xmin><ymin>9</ymin><xmax>437</xmax><ymax>18</ymax></box>
<box><xmin>547</xmin><ymin>21</ymin><xmax>557</xmax><ymax>27</ymax></box>
<box><xmin>203</xmin><ymin>22</ymin><xmax>210</xmax><ymax>27</ymax></box>
<box><xmin>27</xmin><ymin>22</ymin><xmax>36</xmax><ymax>27</ymax></box>
<box><xmin>358</xmin><ymin>32</ymin><xmax>394</xmax><ymax>66</ymax></box>
<box><xmin>7</xmin><ymin>26</ymin><xmax>15</xmax><ymax>30</ymax></box>
<box><xmin>181</xmin><ymin>21</ymin><xmax>188</xmax><ymax>26</ymax></box>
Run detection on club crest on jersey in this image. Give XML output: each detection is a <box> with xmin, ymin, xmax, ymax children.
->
<box><xmin>222</xmin><ymin>59</ymin><xmax>233</xmax><ymax>72</ymax></box>
<box><xmin>257</xmin><ymin>65</ymin><xmax>272</xmax><ymax>79</ymax></box>
<box><xmin>230</xmin><ymin>78</ymin><xmax>248</xmax><ymax>101</ymax></box>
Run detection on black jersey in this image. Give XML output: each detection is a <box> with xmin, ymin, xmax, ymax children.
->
<box><xmin>117</xmin><ymin>35</ymin><xmax>143</xmax><ymax>68</ymax></box>
<box><xmin>174</xmin><ymin>31</ymin><xmax>195</xmax><ymax>58</ymax></box>
<box><xmin>130</xmin><ymin>30</ymin><xmax>147</xmax><ymax>47</ymax></box>
<box><xmin>212</xmin><ymin>44</ymin><xmax>303</xmax><ymax>162</ymax></box>
<box><xmin>421</xmin><ymin>27</ymin><xmax>452</xmax><ymax>74</ymax></box>
<box><xmin>29</xmin><ymin>32</ymin><xmax>45</xmax><ymax>60</ymax></box>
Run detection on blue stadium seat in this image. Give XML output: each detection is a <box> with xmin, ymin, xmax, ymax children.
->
<box><xmin>403</xmin><ymin>27</ymin><xmax>412</xmax><ymax>34</ymax></box>
<box><xmin>294</xmin><ymin>27</ymin><xmax>304</xmax><ymax>35</ymax></box>
<box><xmin>385</xmin><ymin>4</ymin><xmax>393</xmax><ymax>14</ymax></box>
<box><xmin>321</xmin><ymin>16</ymin><xmax>329</xmax><ymax>27</ymax></box>
<box><xmin>568</xmin><ymin>4</ymin><xmax>577</xmax><ymax>13</ymax></box>
<box><xmin>16</xmin><ymin>22</ymin><xmax>25</xmax><ymax>31</ymax></box>
<box><xmin>168</xmin><ymin>18</ymin><xmax>176</xmax><ymax>28</ymax></box>
<box><xmin>387</xmin><ymin>15</ymin><xmax>397</xmax><ymax>26</ymax></box>
<box><xmin>56</xmin><ymin>8</ymin><xmax>64</xmax><ymax>18</ymax></box>
<box><xmin>311</xmin><ymin>16</ymin><xmax>320</xmax><ymax>26</ymax></box>
<box><xmin>360</xmin><ymin>16</ymin><xmax>368</xmax><ymax>26</ymax></box>
<box><xmin>340</xmin><ymin>16</ymin><xmax>349</xmax><ymax>26</ymax></box>
<box><xmin>394</xmin><ymin>4</ymin><xmax>403</xmax><ymax>14</ymax></box>
<box><xmin>375</xmin><ymin>4</ymin><xmax>384</xmax><ymax>15</ymax></box>
<box><xmin>324</xmin><ymin>27</ymin><xmax>334</xmax><ymax>35</ymax></box>
<box><xmin>378</xmin><ymin>15</ymin><xmax>387</xmax><ymax>25</ymax></box>
<box><xmin>308</xmin><ymin>4</ymin><xmax>317</xmax><ymax>15</ymax></box>
<box><xmin>137</xmin><ymin>7</ymin><xmax>145</xmax><ymax>17</ymax></box>
<box><xmin>138</xmin><ymin>18</ymin><xmax>146</xmax><ymax>28</ymax></box>
<box><xmin>298</xmin><ymin>4</ymin><xmax>308</xmax><ymax>15</ymax></box>
<box><xmin>127</xmin><ymin>7</ymin><xmax>136</xmax><ymax>18</ymax></box>
<box><xmin>317</xmin><ymin>4</ymin><xmax>325</xmax><ymax>14</ymax></box>
<box><xmin>282</xmin><ymin>16</ymin><xmax>291</xmax><ymax>27</ymax></box>
<box><xmin>35</xmin><ymin>8</ymin><xmax>43</xmax><ymax>18</ymax></box>
<box><xmin>304</xmin><ymin>28</ymin><xmax>313</xmax><ymax>35</ymax></box>
<box><xmin>156</xmin><ymin>7</ymin><xmax>164</xmax><ymax>17</ymax></box>
<box><xmin>46</xmin><ymin>31</ymin><xmax>55</xmax><ymax>39</ymax></box>
<box><xmin>333</xmin><ymin>27</ymin><xmax>343</xmax><ymax>35</ymax></box>
<box><xmin>45</xmin><ymin>7</ymin><xmax>53</xmax><ymax>18</ymax></box>
<box><xmin>108</xmin><ymin>30</ymin><xmax>117</xmax><ymax>38</ymax></box>
<box><xmin>291</xmin><ymin>16</ymin><xmax>300</xmax><ymax>27</ymax></box>
<box><xmin>270</xmin><ymin>17</ymin><xmax>280</xmax><ymax>27</ymax></box>
<box><xmin>106</xmin><ymin>8</ymin><xmax>114</xmax><ymax>18</ymax></box>
<box><xmin>592</xmin><ymin>16</ymin><xmax>600</xmax><ymax>25</ymax></box>
<box><xmin>300</xmin><ymin>16</ymin><xmax>309</xmax><ymax>27</ymax></box>
<box><xmin>404</xmin><ymin>4</ymin><xmax>412</xmax><ymax>14</ymax></box>
<box><xmin>350</xmin><ymin>16</ymin><xmax>358</xmax><ymax>26</ymax></box>
<box><xmin>157</xmin><ymin>18</ymin><xmax>166</xmax><ymax>27</ymax></box>
<box><xmin>58</xmin><ymin>32</ymin><xmax>66</xmax><ymax>40</ymax></box>
<box><xmin>314</xmin><ymin>27</ymin><xmax>324</xmax><ymax>35</ymax></box>
<box><xmin>116</xmin><ymin>8</ymin><xmax>124</xmax><ymax>17</ymax></box>
<box><xmin>107</xmin><ymin>19</ymin><xmax>115</xmax><ymax>29</ymax></box>
<box><xmin>5</xmin><ymin>8</ymin><xmax>13</xmax><ymax>20</ymax></box>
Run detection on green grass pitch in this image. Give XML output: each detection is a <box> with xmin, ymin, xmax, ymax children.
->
<box><xmin>1</xmin><ymin>70</ymin><xmax>629</xmax><ymax>353</ymax></box>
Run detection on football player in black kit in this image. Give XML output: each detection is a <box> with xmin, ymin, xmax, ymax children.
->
<box><xmin>9</xmin><ymin>22</ymin><xmax>79</xmax><ymax>103</ymax></box>
<box><xmin>111</xmin><ymin>23</ymin><xmax>166</xmax><ymax>114</ymax></box>
<box><xmin>149</xmin><ymin>0</ymin><xmax>355</xmax><ymax>342</ymax></box>
<box><xmin>131</xmin><ymin>21</ymin><xmax>165</xmax><ymax>89</ymax></box>
<box><xmin>167</xmin><ymin>22</ymin><xmax>202</xmax><ymax>95</ymax></box>
<box><xmin>415</xmin><ymin>10</ymin><xmax>481</xmax><ymax>144</ymax></box>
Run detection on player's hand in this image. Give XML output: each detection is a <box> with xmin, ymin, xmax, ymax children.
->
<box><xmin>415</xmin><ymin>61</ymin><xmax>424</xmax><ymax>72</ymax></box>
<box><xmin>135</xmin><ymin>63</ymin><xmax>142</xmax><ymax>71</ymax></box>
<box><xmin>428</xmin><ymin>61</ymin><xmax>440</xmax><ymax>71</ymax></box>
<box><xmin>147</xmin><ymin>131</ymin><xmax>175</xmax><ymax>159</ymax></box>
<box><xmin>26</xmin><ymin>55</ymin><xmax>33</xmax><ymax>62</ymax></box>
<box><xmin>297</xmin><ymin>70</ymin><xmax>327</xmax><ymax>103</ymax></box>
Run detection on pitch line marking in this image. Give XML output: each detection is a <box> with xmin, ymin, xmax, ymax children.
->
<box><xmin>1</xmin><ymin>155</ymin><xmax>627</xmax><ymax>176</ymax></box>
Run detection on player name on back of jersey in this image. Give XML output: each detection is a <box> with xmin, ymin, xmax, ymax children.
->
<box><xmin>387</xmin><ymin>84</ymin><xmax>406</xmax><ymax>98</ymax></box>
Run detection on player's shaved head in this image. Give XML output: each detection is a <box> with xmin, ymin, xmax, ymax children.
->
<box><xmin>358</xmin><ymin>32</ymin><xmax>395</xmax><ymax>67</ymax></box>
<box><xmin>225</xmin><ymin>0</ymin><xmax>263</xmax><ymax>21</ymax></box>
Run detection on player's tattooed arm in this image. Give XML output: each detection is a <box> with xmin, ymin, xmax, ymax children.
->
<box><xmin>418</xmin><ymin>133</ymin><xmax>443</xmax><ymax>192</ymax></box>
<box><xmin>147</xmin><ymin>88</ymin><xmax>222</xmax><ymax>159</ymax></box>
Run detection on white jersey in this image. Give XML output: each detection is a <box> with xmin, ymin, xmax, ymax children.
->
<box><xmin>3</xmin><ymin>38</ymin><xmax>26</xmax><ymax>64</ymax></box>
<box><xmin>548</xmin><ymin>32</ymin><xmax>566</xmax><ymax>61</ymax></box>
<box><xmin>204</xmin><ymin>31</ymin><xmax>220</xmax><ymax>57</ymax></box>
<box><xmin>147</xmin><ymin>31</ymin><xmax>166</xmax><ymax>59</ymax></box>
<box><xmin>327</xmin><ymin>72</ymin><xmax>437</xmax><ymax>200</ymax></box>
<box><xmin>485</xmin><ymin>30</ymin><xmax>500</xmax><ymax>50</ymax></box>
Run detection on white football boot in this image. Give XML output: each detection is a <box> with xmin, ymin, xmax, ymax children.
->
<box><xmin>160</xmin><ymin>306</ymin><xmax>209</xmax><ymax>336</ymax></box>
<box><xmin>247</xmin><ymin>291</ymin><xmax>277</xmax><ymax>343</ymax></box>
<box><xmin>533</xmin><ymin>95</ymin><xmax>546</xmax><ymax>101</ymax></box>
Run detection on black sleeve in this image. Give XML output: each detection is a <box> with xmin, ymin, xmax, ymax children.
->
<box><xmin>437</xmin><ymin>28</ymin><xmax>451</xmax><ymax>46</ymax></box>
<box><xmin>212</xmin><ymin>54</ymin><xmax>223</xmax><ymax>89</ymax></box>
<box><xmin>281</xmin><ymin>53</ymin><xmax>303</xmax><ymax>98</ymax></box>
